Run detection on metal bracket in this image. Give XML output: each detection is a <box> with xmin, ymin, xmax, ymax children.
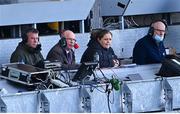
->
<box><xmin>37</xmin><ymin>92</ymin><xmax>50</xmax><ymax>113</ymax></box>
<box><xmin>79</xmin><ymin>86</ymin><xmax>91</xmax><ymax>113</ymax></box>
<box><xmin>121</xmin><ymin>82</ymin><xmax>132</xmax><ymax>113</ymax></box>
<box><xmin>0</xmin><ymin>97</ymin><xmax>7</xmax><ymax>113</ymax></box>
<box><xmin>161</xmin><ymin>78</ymin><xmax>173</xmax><ymax>112</ymax></box>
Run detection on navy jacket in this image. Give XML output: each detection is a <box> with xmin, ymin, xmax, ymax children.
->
<box><xmin>81</xmin><ymin>39</ymin><xmax>118</xmax><ymax>68</ymax></box>
<box><xmin>133</xmin><ymin>34</ymin><xmax>166</xmax><ymax>65</ymax></box>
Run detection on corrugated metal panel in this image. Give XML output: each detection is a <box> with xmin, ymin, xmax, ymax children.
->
<box><xmin>0</xmin><ymin>0</ymin><xmax>95</xmax><ymax>26</ymax></box>
<box><xmin>100</xmin><ymin>0</ymin><xmax>180</xmax><ymax>17</ymax></box>
<box><xmin>124</xmin><ymin>0</ymin><xmax>180</xmax><ymax>16</ymax></box>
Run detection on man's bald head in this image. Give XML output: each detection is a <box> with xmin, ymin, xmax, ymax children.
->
<box><xmin>61</xmin><ymin>30</ymin><xmax>76</xmax><ymax>49</ymax></box>
<box><xmin>63</xmin><ymin>30</ymin><xmax>75</xmax><ymax>39</ymax></box>
<box><xmin>152</xmin><ymin>21</ymin><xmax>166</xmax><ymax>38</ymax></box>
<box><xmin>152</xmin><ymin>21</ymin><xmax>166</xmax><ymax>30</ymax></box>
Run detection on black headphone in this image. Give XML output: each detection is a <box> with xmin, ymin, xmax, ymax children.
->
<box><xmin>148</xmin><ymin>19</ymin><xmax>168</xmax><ymax>36</ymax></box>
<box><xmin>59</xmin><ymin>37</ymin><xmax>67</xmax><ymax>48</ymax></box>
<box><xmin>22</xmin><ymin>28</ymin><xmax>39</xmax><ymax>44</ymax></box>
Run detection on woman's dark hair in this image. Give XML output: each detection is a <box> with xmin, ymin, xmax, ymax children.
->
<box><xmin>90</xmin><ymin>28</ymin><xmax>103</xmax><ymax>39</ymax></box>
<box><xmin>96</xmin><ymin>29</ymin><xmax>112</xmax><ymax>40</ymax></box>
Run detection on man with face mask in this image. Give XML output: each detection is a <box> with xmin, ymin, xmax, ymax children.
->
<box><xmin>133</xmin><ymin>20</ymin><xmax>167</xmax><ymax>65</ymax></box>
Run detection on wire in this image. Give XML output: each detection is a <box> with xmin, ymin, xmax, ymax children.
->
<box><xmin>109</xmin><ymin>68</ymin><xmax>119</xmax><ymax>80</ymax></box>
<box><xmin>35</xmin><ymin>77</ymin><xmax>47</xmax><ymax>83</ymax></box>
<box><xmin>64</xmin><ymin>70</ymin><xmax>71</xmax><ymax>83</ymax></box>
<box><xmin>107</xmin><ymin>89</ymin><xmax>114</xmax><ymax>104</ymax></box>
<box><xmin>36</xmin><ymin>83</ymin><xmax>47</xmax><ymax>90</ymax></box>
<box><xmin>59</xmin><ymin>72</ymin><xmax>66</xmax><ymax>81</ymax></box>
<box><xmin>98</xmin><ymin>68</ymin><xmax>109</xmax><ymax>80</ymax></box>
<box><xmin>131</xmin><ymin>16</ymin><xmax>139</xmax><ymax>27</ymax></box>
<box><xmin>107</xmin><ymin>90</ymin><xmax>112</xmax><ymax>113</ymax></box>
<box><xmin>90</xmin><ymin>84</ymin><xmax>107</xmax><ymax>93</ymax></box>
<box><xmin>103</xmin><ymin>17</ymin><xmax>120</xmax><ymax>29</ymax></box>
<box><xmin>81</xmin><ymin>75</ymin><xmax>91</xmax><ymax>85</ymax></box>
<box><xmin>47</xmin><ymin>84</ymin><xmax>54</xmax><ymax>89</ymax></box>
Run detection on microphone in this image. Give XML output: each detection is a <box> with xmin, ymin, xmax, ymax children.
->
<box><xmin>74</xmin><ymin>42</ymin><xmax>79</xmax><ymax>49</ymax></box>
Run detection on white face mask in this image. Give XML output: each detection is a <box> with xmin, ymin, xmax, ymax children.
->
<box><xmin>154</xmin><ymin>34</ymin><xmax>164</xmax><ymax>43</ymax></box>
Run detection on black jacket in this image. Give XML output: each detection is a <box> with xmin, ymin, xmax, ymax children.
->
<box><xmin>81</xmin><ymin>39</ymin><xmax>118</xmax><ymax>68</ymax></box>
<box><xmin>10</xmin><ymin>42</ymin><xmax>44</xmax><ymax>66</ymax></box>
<box><xmin>133</xmin><ymin>34</ymin><xmax>166</xmax><ymax>65</ymax></box>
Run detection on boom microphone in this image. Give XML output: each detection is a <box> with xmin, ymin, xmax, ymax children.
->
<box><xmin>74</xmin><ymin>42</ymin><xmax>79</xmax><ymax>49</ymax></box>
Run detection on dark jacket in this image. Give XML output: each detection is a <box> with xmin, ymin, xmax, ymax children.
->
<box><xmin>81</xmin><ymin>39</ymin><xmax>118</xmax><ymax>68</ymax></box>
<box><xmin>10</xmin><ymin>42</ymin><xmax>44</xmax><ymax>66</ymax></box>
<box><xmin>133</xmin><ymin>34</ymin><xmax>166</xmax><ymax>65</ymax></box>
<box><xmin>46</xmin><ymin>41</ymin><xmax>79</xmax><ymax>70</ymax></box>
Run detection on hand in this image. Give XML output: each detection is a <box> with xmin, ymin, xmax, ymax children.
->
<box><xmin>113</xmin><ymin>59</ymin><xmax>119</xmax><ymax>67</ymax></box>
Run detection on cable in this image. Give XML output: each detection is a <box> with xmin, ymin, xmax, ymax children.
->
<box><xmin>98</xmin><ymin>68</ymin><xmax>109</xmax><ymax>80</ymax></box>
<box><xmin>109</xmin><ymin>68</ymin><xmax>119</xmax><ymax>80</ymax></box>
<box><xmin>107</xmin><ymin>89</ymin><xmax>112</xmax><ymax>113</ymax></box>
<box><xmin>59</xmin><ymin>71</ymin><xmax>66</xmax><ymax>81</ymax></box>
<box><xmin>35</xmin><ymin>83</ymin><xmax>47</xmax><ymax>90</ymax></box>
<box><xmin>131</xmin><ymin>16</ymin><xmax>139</xmax><ymax>27</ymax></box>
<box><xmin>89</xmin><ymin>84</ymin><xmax>107</xmax><ymax>93</ymax></box>
<box><xmin>108</xmin><ymin>89</ymin><xmax>114</xmax><ymax>104</ymax></box>
<box><xmin>64</xmin><ymin>70</ymin><xmax>71</xmax><ymax>83</ymax></box>
<box><xmin>35</xmin><ymin>77</ymin><xmax>48</xmax><ymax>83</ymax></box>
<box><xmin>47</xmin><ymin>84</ymin><xmax>54</xmax><ymax>89</ymax></box>
<box><xmin>103</xmin><ymin>17</ymin><xmax>120</xmax><ymax>29</ymax></box>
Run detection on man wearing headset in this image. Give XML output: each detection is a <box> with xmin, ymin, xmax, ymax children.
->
<box><xmin>133</xmin><ymin>20</ymin><xmax>167</xmax><ymax>65</ymax></box>
<box><xmin>10</xmin><ymin>27</ymin><xmax>44</xmax><ymax>66</ymax></box>
<box><xmin>46</xmin><ymin>30</ymin><xmax>79</xmax><ymax>70</ymax></box>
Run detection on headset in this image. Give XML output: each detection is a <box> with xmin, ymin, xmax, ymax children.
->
<box><xmin>59</xmin><ymin>37</ymin><xmax>67</xmax><ymax>48</ymax></box>
<box><xmin>59</xmin><ymin>36</ymin><xmax>79</xmax><ymax>49</ymax></box>
<box><xmin>22</xmin><ymin>28</ymin><xmax>39</xmax><ymax>44</ymax></box>
<box><xmin>59</xmin><ymin>29</ymin><xmax>80</xmax><ymax>49</ymax></box>
<box><xmin>148</xmin><ymin>19</ymin><xmax>168</xmax><ymax>36</ymax></box>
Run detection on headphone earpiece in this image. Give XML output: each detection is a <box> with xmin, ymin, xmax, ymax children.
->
<box><xmin>59</xmin><ymin>37</ymin><xmax>67</xmax><ymax>48</ymax></box>
<box><xmin>22</xmin><ymin>33</ymin><xmax>28</xmax><ymax>44</ymax></box>
<box><xmin>148</xmin><ymin>27</ymin><xmax>154</xmax><ymax>36</ymax></box>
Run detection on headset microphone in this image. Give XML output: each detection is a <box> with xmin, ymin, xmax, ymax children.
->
<box><xmin>74</xmin><ymin>42</ymin><xmax>79</xmax><ymax>49</ymax></box>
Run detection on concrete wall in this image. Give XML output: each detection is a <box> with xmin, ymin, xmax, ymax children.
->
<box><xmin>0</xmin><ymin>25</ymin><xmax>180</xmax><ymax>65</ymax></box>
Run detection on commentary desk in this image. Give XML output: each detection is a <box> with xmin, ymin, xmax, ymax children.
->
<box><xmin>0</xmin><ymin>64</ymin><xmax>180</xmax><ymax>113</ymax></box>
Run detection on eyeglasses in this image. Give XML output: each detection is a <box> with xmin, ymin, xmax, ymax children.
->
<box><xmin>154</xmin><ymin>29</ymin><xmax>166</xmax><ymax>33</ymax></box>
<box><xmin>66</xmin><ymin>38</ymin><xmax>76</xmax><ymax>42</ymax></box>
